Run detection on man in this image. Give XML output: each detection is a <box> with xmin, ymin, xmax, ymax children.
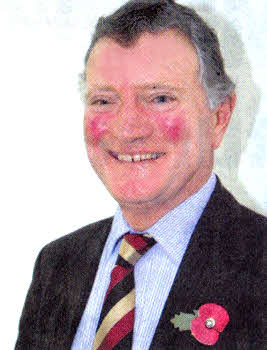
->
<box><xmin>15</xmin><ymin>0</ymin><xmax>265</xmax><ymax>349</ymax></box>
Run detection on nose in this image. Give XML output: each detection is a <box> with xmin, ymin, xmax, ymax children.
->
<box><xmin>110</xmin><ymin>99</ymin><xmax>153</xmax><ymax>143</ymax></box>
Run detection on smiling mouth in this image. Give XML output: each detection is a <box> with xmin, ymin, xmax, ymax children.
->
<box><xmin>109</xmin><ymin>152</ymin><xmax>166</xmax><ymax>162</ymax></box>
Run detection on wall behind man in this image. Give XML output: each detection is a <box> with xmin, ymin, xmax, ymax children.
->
<box><xmin>0</xmin><ymin>0</ymin><xmax>265</xmax><ymax>348</ymax></box>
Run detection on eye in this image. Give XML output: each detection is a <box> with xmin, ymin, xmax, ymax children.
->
<box><xmin>154</xmin><ymin>95</ymin><xmax>171</xmax><ymax>103</ymax></box>
<box><xmin>86</xmin><ymin>97</ymin><xmax>115</xmax><ymax>111</ymax></box>
<box><xmin>144</xmin><ymin>93</ymin><xmax>178</xmax><ymax>112</ymax></box>
<box><xmin>92</xmin><ymin>99</ymin><xmax>110</xmax><ymax>105</ymax></box>
<box><xmin>152</xmin><ymin>95</ymin><xmax>176</xmax><ymax>104</ymax></box>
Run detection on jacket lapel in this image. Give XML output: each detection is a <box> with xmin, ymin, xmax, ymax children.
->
<box><xmin>68</xmin><ymin>218</ymin><xmax>113</xmax><ymax>343</ymax></box>
<box><xmin>150</xmin><ymin>181</ymin><xmax>237</xmax><ymax>349</ymax></box>
<box><xmin>39</xmin><ymin>218</ymin><xmax>113</xmax><ymax>349</ymax></box>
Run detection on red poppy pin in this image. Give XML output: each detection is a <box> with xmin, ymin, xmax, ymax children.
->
<box><xmin>170</xmin><ymin>303</ymin><xmax>229</xmax><ymax>346</ymax></box>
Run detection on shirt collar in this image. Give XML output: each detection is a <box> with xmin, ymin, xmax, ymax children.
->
<box><xmin>107</xmin><ymin>173</ymin><xmax>216</xmax><ymax>263</ymax></box>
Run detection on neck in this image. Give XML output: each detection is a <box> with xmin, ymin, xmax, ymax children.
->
<box><xmin>120</xmin><ymin>173</ymin><xmax>212</xmax><ymax>231</ymax></box>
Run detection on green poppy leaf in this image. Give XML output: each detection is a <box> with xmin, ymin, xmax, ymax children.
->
<box><xmin>170</xmin><ymin>312</ymin><xmax>197</xmax><ymax>331</ymax></box>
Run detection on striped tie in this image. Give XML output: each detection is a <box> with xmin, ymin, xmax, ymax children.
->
<box><xmin>92</xmin><ymin>233</ymin><xmax>156</xmax><ymax>350</ymax></box>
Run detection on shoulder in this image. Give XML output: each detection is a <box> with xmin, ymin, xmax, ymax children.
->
<box><xmin>37</xmin><ymin>216</ymin><xmax>113</xmax><ymax>270</ymax></box>
<box><xmin>207</xmin><ymin>178</ymin><xmax>266</xmax><ymax>236</ymax></box>
<box><xmin>204</xmin><ymin>179</ymin><xmax>266</xmax><ymax>276</ymax></box>
<box><xmin>200</xmin><ymin>178</ymin><xmax>266</xmax><ymax>272</ymax></box>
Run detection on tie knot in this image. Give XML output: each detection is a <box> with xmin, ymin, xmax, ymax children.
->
<box><xmin>118</xmin><ymin>233</ymin><xmax>156</xmax><ymax>267</ymax></box>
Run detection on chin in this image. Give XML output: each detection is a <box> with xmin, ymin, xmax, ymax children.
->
<box><xmin>109</xmin><ymin>182</ymin><xmax>167</xmax><ymax>208</ymax></box>
<box><xmin>113</xmin><ymin>191</ymin><xmax>155</xmax><ymax>205</ymax></box>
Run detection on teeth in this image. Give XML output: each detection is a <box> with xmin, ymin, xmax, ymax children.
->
<box><xmin>118</xmin><ymin>154</ymin><xmax>132</xmax><ymax>162</ymax></box>
<box><xmin>133</xmin><ymin>154</ymin><xmax>141</xmax><ymax>162</ymax></box>
<box><xmin>140</xmin><ymin>154</ymin><xmax>151</xmax><ymax>160</ymax></box>
<box><xmin>115</xmin><ymin>152</ymin><xmax>165</xmax><ymax>162</ymax></box>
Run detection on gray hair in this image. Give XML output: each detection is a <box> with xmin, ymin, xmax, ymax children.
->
<box><xmin>81</xmin><ymin>0</ymin><xmax>235</xmax><ymax>110</ymax></box>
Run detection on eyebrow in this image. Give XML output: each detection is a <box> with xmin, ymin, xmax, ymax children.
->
<box><xmin>85</xmin><ymin>86</ymin><xmax>118</xmax><ymax>102</ymax></box>
<box><xmin>135</xmin><ymin>83</ymin><xmax>183</xmax><ymax>92</ymax></box>
<box><xmin>86</xmin><ymin>85</ymin><xmax>116</xmax><ymax>94</ymax></box>
<box><xmin>86</xmin><ymin>83</ymin><xmax>184</xmax><ymax>95</ymax></box>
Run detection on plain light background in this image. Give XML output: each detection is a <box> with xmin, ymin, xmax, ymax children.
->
<box><xmin>0</xmin><ymin>0</ymin><xmax>266</xmax><ymax>348</ymax></box>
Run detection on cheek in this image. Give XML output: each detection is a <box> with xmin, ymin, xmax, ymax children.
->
<box><xmin>84</xmin><ymin>112</ymin><xmax>114</xmax><ymax>144</ymax></box>
<box><xmin>156</xmin><ymin>110</ymin><xmax>186</xmax><ymax>142</ymax></box>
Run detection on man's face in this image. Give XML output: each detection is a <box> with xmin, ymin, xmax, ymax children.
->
<box><xmin>84</xmin><ymin>30</ymin><xmax>228</xmax><ymax>214</ymax></box>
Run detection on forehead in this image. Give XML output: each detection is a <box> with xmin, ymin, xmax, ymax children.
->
<box><xmin>86</xmin><ymin>30</ymin><xmax>200</xmax><ymax>88</ymax></box>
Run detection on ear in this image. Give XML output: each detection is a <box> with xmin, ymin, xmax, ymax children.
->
<box><xmin>212</xmin><ymin>92</ymin><xmax>236</xmax><ymax>149</ymax></box>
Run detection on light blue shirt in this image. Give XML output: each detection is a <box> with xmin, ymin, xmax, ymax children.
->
<box><xmin>71</xmin><ymin>173</ymin><xmax>216</xmax><ymax>350</ymax></box>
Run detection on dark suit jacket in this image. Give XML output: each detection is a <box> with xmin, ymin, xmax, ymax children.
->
<box><xmin>15</xmin><ymin>180</ymin><xmax>266</xmax><ymax>349</ymax></box>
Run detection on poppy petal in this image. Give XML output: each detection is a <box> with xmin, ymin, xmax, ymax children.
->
<box><xmin>191</xmin><ymin>317</ymin><xmax>219</xmax><ymax>345</ymax></box>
